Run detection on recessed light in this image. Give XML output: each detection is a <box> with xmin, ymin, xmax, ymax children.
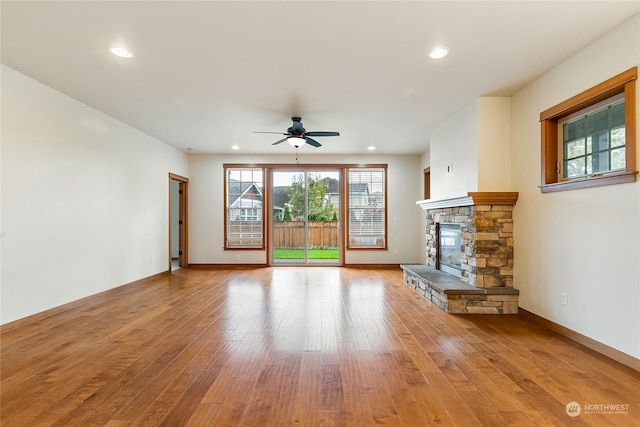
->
<box><xmin>231</xmin><ymin>144</ymin><xmax>240</xmax><ymax>150</ymax></box>
<box><xmin>429</xmin><ymin>47</ymin><xmax>449</xmax><ymax>59</ymax></box>
<box><xmin>110</xmin><ymin>47</ymin><xmax>133</xmax><ymax>58</ymax></box>
<box><xmin>367</xmin><ymin>146</ymin><xmax>376</xmax><ymax>151</ymax></box>
<box><xmin>186</xmin><ymin>148</ymin><xmax>195</xmax><ymax>152</ymax></box>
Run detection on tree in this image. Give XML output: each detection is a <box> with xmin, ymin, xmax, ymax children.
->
<box><xmin>282</xmin><ymin>204</ymin><xmax>292</xmax><ymax>221</ymax></box>
<box><xmin>286</xmin><ymin>174</ymin><xmax>335</xmax><ymax>221</ymax></box>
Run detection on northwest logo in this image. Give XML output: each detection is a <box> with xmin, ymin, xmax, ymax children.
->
<box><xmin>566</xmin><ymin>401</ymin><xmax>581</xmax><ymax>417</ymax></box>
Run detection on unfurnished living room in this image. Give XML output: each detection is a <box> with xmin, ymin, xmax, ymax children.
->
<box><xmin>1</xmin><ymin>1</ymin><xmax>639</xmax><ymax>426</ymax></box>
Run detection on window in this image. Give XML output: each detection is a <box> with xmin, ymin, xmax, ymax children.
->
<box><xmin>224</xmin><ymin>167</ymin><xmax>264</xmax><ymax>249</ymax></box>
<box><xmin>346</xmin><ymin>166</ymin><xmax>387</xmax><ymax>249</ymax></box>
<box><xmin>539</xmin><ymin>67</ymin><xmax>637</xmax><ymax>193</ymax></box>
<box><xmin>224</xmin><ymin>164</ymin><xmax>388</xmax><ymax>252</ymax></box>
<box><xmin>560</xmin><ymin>94</ymin><xmax>625</xmax><ymax>179</ymax></box>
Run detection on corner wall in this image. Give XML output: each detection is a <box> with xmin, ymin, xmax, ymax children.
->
<box><xmin>510</xmin><ymin>14</ymin><xmax>640</xmax><ymax>358</ymax></box>
<box><xmin>429</xmin><ymin>97</ymin><xmax>512</xmax><ymax>199</ymax></box>
<box><xmin>1</xmin><ymin>65</ymin><xmax>189</xmax><ymax>324</ymax></box>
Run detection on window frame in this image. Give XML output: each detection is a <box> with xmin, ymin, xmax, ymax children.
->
<box><xmin>224</xmin><ymin>166</ymin><xmax>265</xmax><ymax>250</ymax></box>
<box><xmin>558</xmin><ymin>93</ymin><xmax>626</xmax><ymax>180</ymax></box>
<box><xmin>223</xmin><ymin>163</ymin><xmax>388</xmax><ymax>252</ymax></box>
<box><xmin>539</xmin><ymin>67</ymin><xmax>637</xmax><ymax>193</ymax></box>
<box><xmin>345</xmin><ymin>165</ymin><xmax>388</xmax><ymax>250</ymax></box>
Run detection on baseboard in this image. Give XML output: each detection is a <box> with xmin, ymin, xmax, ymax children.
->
<box><xmin>0</xmin><ymin>270</ymin><xmax>171</xmax><ymax>332</ymax></box>
<box><xmin>343</xmin><ymin>263</ymin><xmax>401</xmax><ymax>269</ymax></box>
<box><xmin>188</xmin><ymin>263</ymin><xmax>402</xmax><ymax>269</ymax></box>
<box><xmin>518</xmin><ymin>308</ymin><xmax>640</xmax><ymax>373</ymax></box>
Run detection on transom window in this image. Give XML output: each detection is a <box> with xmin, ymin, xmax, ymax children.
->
<box><xmin>559</xmin><ymin>94</ymin><xmax>625</xmax><ymax>179</ymax></box>
<box><xmin>539</xmin><ymin>67</ymin><xmax>637</xmax><ymax>193</ymax></box>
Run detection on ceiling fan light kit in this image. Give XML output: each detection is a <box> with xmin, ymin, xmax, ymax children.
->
<box><xmin>254</xmin><ymin>117</ymin><xmax>340</xmax><ymax>149</ymax></box>
<box><xmin>287</xmin><ymin>136</ymin><xmax>306</xmax><ymax>147</ymax></box>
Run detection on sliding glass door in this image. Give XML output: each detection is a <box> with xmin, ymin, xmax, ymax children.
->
<box><xmin>271</xmin><ymin>169</ymin><xmax>341</xmax><ymax>265</ymax></box>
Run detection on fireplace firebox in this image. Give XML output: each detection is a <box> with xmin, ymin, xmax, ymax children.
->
<box><xmin>438</xmin><ymin>223</ymin><xmax>462</xmax><ymax>277</ymax></box>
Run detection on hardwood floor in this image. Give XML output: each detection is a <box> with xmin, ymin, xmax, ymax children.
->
<box><xmin>1</xmin><ymin>267</ymin><xmax>639</xmax><ymax>426</ymax></box>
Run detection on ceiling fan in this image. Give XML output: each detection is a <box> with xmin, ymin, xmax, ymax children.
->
<box><xmin>254</xmin><ymin>117</ymin><xmax>340</xmax><ymax>148</ymax></box>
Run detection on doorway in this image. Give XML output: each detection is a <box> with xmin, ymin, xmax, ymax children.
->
<box><xmin>169</xmin><ymin>173</ymin><xmax>189</xmax><ymax>270</ymax></box>
<box><xmin>271</xmin><ymin>169</ymin><xmax>342</xmax><ymax>265</ymax></box>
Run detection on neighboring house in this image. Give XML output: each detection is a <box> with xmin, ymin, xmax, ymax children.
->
<box><xmin>272</xmin><ymin>205</ymin><xmax>285</xmax><ymax>221</ymax></box>
<box><xmin>227</xmin><ymin>179</ymin><xmax>263</xmax><ymax>221</ymax></box>
<box><xmin>325</xmin><ymin>183</ymin><xmax>374</xmax><ymax>216</ymax></box>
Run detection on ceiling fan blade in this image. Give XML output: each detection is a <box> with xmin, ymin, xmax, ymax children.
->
<box><xmin>305</xmin><ymin>137</ymin><xmax>322</xmax><ymax>148</ymax></box>
<box><xmin>272</xmin><ymin>137</ymin><xmax>288</xmax><ymax>145</ymax></box>
<box><xmin>254</xmin><ymin>131</ymin><xmax>289</xmax><ymax>135</ymax></box>
<box><xmin>305</xmin><ymin>131</ymin><xmax>340</xmax><ymax>137</ymax></box>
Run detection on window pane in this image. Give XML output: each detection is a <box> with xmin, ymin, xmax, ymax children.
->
<box><xmin>587</xmin><ymin>109</ymin><xmax>608</xmax><ymax>134</ymax></box>
<box><xmin>565</xmin><ymin>139</ymin><xmax>585</xmax><ymax>158</ymax></box>
<box><xmin>611</xmin><ymin>101</ymin><xmax>625</xmax><ymax>127</ymax></box>
<box><xmin>611</xmin><ymin>147</ymin><xmax>626</xmax><ymax>170</ymax></box>
<box><xmin>565</xmin><ymin>157</ymin><xmax>585</xmax><ymax>178</ymax></box>
<box><xmin>564</xmin><ymin>117</ymin><xmax>585</xmax><ymax>142</ymax></box>
<box><xmin>226</xmin><ymin>168</ymin><xmax>263</xmax><ymax>248</ymax></box>
<box><xmin>347</xmin><ymin>167</ymin><xmax>386</xmax><ymax>248</ymax></box>
<box><xmin>611</xmin><ymin>126</ymin><xmax>625</xmax><ymax>148</ymax></box>
<box><xmin>592</xmin><ymin>132</ymin><xmax>609</xmax><ymax>152</ymax></box>
<box><xmin>590</xmin><ymin>152</ymin><xmax>609</xmax><ymax>174</ymax></box>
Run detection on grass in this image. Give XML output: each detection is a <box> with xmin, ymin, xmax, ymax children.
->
<box><xmin>273</xmin><ymin>248</ymin><xmax>339</xmax><ymax>260</ymax></box>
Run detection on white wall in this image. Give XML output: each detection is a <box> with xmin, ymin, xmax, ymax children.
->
<box><xmin>478</xmin><ymin>97</ymin><xmax>511</xmax><ymax>192</ymax></box>
<box><xmin>430</xmin><ymin>97</ymin><xmax>513</xmax><ymax>199</ymax></box>
<box><xmin>430</xmin><ymin>100</ymin><xmax>479</xmax><ymax>199</ymax></box>
<box><xmin>420</xmin><ymin>149</ymin><xmax>430</xmax><ymax>263</ymax></box>
<box><xmin>1</xmin><ymin>65</ymin><xmax>189</xmax><ymax>324</ymax></box>
<box><xmin>188</xmin><ymin>153</ymin><xmax>422</xmax><ymax>265</ymax></box>
<box><xmin>510</xmin><ymin>14</ymin><xmax>640</xmax><ymax>358</ymax></box>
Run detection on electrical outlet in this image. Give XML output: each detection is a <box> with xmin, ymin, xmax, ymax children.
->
<box><xmin>560</xmin><ymin>292</ymin><xmax>568</xmax><ymax>306</ymax></box>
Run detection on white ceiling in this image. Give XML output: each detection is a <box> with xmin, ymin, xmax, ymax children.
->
<box><xmin>2</xmin><ymin>1</ymin><xmax>639</xmax><ymax>155</ymax></box>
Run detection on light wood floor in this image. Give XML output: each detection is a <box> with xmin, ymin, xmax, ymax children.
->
<box><xmin>1</xmin><ymin>267</ymin><xmax>639</xmax><ymax>426</ymax></box>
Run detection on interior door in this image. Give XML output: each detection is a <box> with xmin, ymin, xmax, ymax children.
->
<box><xmin>169</xmin><ymin>173</ymin><xmax>188</xmax><ymax>270</ymax></box>
<box><xmin>271</xmin><ymin>169</ymin><xmax>341</xmax><ymax>265</ymax></box>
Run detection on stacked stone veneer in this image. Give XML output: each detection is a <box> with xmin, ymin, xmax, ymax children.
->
<box><xmin>426</xmin><ymin>204</ymin><xmax>514</xmax><ymax>288</ymax></box>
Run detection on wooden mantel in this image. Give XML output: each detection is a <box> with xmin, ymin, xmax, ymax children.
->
<box><xmin>416</xmin><ymin>192</ymin><xmax>519</xmax><ymax>210</ymax></box>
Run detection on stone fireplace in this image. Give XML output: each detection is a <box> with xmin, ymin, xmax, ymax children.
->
<box><xmin>426</xmin><ymin>193</ymin><xmax>518</xmax><ymax>288</ymax></box>
<box><xmin>401</xmin><ymin>192</ymin><xmax>519</xmax><ymax>314</ymax></box>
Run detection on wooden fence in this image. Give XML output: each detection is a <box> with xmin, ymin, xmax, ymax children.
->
<box><xmin>228</xmin><ymin>220</ymin><xmax>384</xmax><ymax>248</ymax></box>
<box><xmin>273</xmin><ymin>221</ymin><xmax>338</xmax><ymax>249</ymax></box>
